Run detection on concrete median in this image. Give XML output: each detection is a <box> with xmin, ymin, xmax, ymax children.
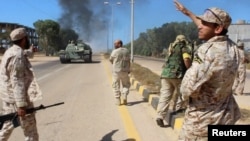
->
<box><xmin>130</xmin><ymin>77</ymin><xmax>184</xmax><ymax>132</ymax></box>
<box><xmin>130</xmin><ymin>75</ymin><xmax>250</xmax><ymax>133</ymax></box>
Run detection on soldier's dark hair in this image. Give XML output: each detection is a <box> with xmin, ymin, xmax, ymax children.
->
<box><xmin>119</xmin><ymin>40</ymin><xmax>123</xmax><ymax>46</ymax></box>
<box><xmin>213</xmin><ymin>23</ymin><xmax>228</xmax><ymax>35</ymax></box>
<box><xmin>11</xmin><ymin>39</ymin><xmax>23</xmax><ymax>45</ymax></box>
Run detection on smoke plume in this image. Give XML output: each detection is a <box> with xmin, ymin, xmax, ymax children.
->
<box><xmin>57</xmin><ymin>0</ymin><xmax>147</xmax><ymax>52</ymax></box>
<box><xmin>58</xmin><ymin>0</ymin><xmax>111</xmax><ymax>51</ymax></box>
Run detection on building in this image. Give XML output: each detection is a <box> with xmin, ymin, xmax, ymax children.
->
<box><xmin>0</xmin><ymin>22</ymin><xmax>38</xmax><ymax>49</ymax></box>
<box><xmin>228</xmin><ymin>20</ymin><xmax>250</xmax><ymax>51</ymax></box>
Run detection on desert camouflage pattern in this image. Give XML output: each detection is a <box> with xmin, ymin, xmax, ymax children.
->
<box><xmin>197</xmin><ymin>7</ymin><xmax>232</xmax><ymax>29</ymax></box>
<box><xmin>0</xmin><ymin>101</ymin><xmax>39</xmax><ymax>141</ymax></box>
<box><xmin>0</xmin><ymin>45</ymin><xmax>42</xmax><ymax>107</ymax></box>
<box><xmin>0</xmin><ymin>44</ymin><xmax>41</xmax><ymax>140</ymax></box>
<box><xmin>232</xmin><ymin>48</ymin><xmax>247</xmax><ymax>95</ymax></box>
<box><xmin>179</xmin><ymin>36</ymin><xmax>241</xmax><ymax>140</ymax></box>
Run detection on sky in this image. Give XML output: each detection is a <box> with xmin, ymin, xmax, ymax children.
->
<box><xmin>0</xmin><ymin>0</ymin><xmax>250</xmax><ymax>52</ymax></box>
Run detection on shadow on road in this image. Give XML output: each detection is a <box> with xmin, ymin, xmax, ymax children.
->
<box><xmin>100</xmin><ymin>129</ymin><xmax>118</xmax><ymax>141</ymax></box>
<box><xmin>59</xmin><ymin>60</ymin><xmax>101</xmax><ymax>64</ymax></box>
<box><xmin>126</xmin><ymin>98</ymin><xmax>147</xmax><ymax>106</ymax></box>
<box><xmin>100</xmin><ymin>130</ymin><xmax>136</xmax><ymax>141</ymax></box>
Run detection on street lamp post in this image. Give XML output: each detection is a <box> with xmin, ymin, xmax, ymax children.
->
<box><xmin>130</xmin><ymin>0</ymin><xmax>134</xmax><ymax>62</ymax></box>
<box><xmin>106</xmin><ymin>21</ymin><xmax>109</xmax><ymax>53</ymax></box>
<box><xmin>104</xmin><ymin>1</ymin><xmax>121</xmax><ymax>50</ymax></box>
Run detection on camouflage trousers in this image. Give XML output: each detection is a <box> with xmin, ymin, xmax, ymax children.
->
<box><xmin>112</xmin><ymin>71</ymin><xmax>131</xmax><ymax>99</ymax></box>
<box><xmin>0</xmin><ymin>101</ymin><xmax>39</xmax><ymax>141</ymax></box>
<box><xmin>232</xmin><ymin>68</ymin><xmax>246</xmax><ymax>95</ymax></box>
<box><xmin>156</xmin><ymin>78</ymin><xmax>186</xmax><ymax>119</ymax></box>
<box><xmin>178</xmin><ymin>128</ymin><xmax>208</xmax><ymax>141</ymax></box>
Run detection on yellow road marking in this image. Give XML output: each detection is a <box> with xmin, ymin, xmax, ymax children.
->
<box><xmin>103</xmin><ymin>56</ymin><xmax>142</xmax><ymax>141</ymax></box>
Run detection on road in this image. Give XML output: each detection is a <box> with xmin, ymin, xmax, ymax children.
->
<box><xmin>1</xmin><ymin>54</ymin><xmax>178</xmax><ymax>141</ymax></box>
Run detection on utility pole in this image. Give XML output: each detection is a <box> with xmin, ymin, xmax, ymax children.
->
<box><xmin>104</xmin><ymin>1</ymin><xmax>121</xmax><ymax>50</ymax></box>
<box><xmin>130</xmin><ymin>0</ymin><xmax>134</xmax><ymax>62</ymax></box>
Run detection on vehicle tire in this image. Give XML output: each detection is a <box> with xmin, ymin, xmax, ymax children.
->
<box><xmin>88</xmin><ymin>55</ymin><xmax>92</xmax><ymax>63</ymax></box>
<box><xmin>59</xmin><ymin>55</ymin><xmax>66</xmax><ymax>64</ymax></box>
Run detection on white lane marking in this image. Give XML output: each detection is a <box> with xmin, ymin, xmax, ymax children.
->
<box><xmin>37</xmin><ymin>65</ymin><xmax>70</xmax><ymax>81</ymax></box>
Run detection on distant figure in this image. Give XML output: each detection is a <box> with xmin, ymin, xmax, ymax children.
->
<box><xmin>109</xmin><ymin>39</ymin><xmax>131</xmax><ymax>106</ymax></box>
<box><xmin>232</xmin><ymin>41</ymin><xmax>249</xmax><ymax>95</ymax></box>
<box><xmin>0</xmin><ymin>27</ymin><xmax>42</xmax><ymax>140</ymax></box>
<box><xmin>155</xmin><ymin>34</ymin><xmax>192</xmax><ymax>127</ymax></box>
<box><xmin>174</xmin><ymin>0</ymin><xmax>241</xmax><ymax>140</ymax></box>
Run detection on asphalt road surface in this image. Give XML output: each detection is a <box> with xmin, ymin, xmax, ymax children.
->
<box><xmin>1</xmin><ymin>54</ymin><xmax>178</xmax><ymax>141</ymax></box>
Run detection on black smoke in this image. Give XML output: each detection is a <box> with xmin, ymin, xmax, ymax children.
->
<box><xmin>58</xmin><ymin>0</ymin><xmax>109</xmax><ymax>43</ymax></box>
<box><xmin>57</xmin><ymin>0</ymin><xmax>148</xmax><ymax>52</ymax></box>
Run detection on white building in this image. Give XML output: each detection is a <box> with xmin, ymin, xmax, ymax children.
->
<box><xmin>228</xmin><ymin>20</ymin><xmax>250</xmax><ymax>51</ymax></box>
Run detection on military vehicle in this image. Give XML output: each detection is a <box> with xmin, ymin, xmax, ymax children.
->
<box><xmin>59</xmin><ymin>40</ymin><xmax>92</xmax><ymax>63</ymax></box>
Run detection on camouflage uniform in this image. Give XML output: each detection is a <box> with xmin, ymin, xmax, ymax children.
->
<box><xmin>109</xmin><ymin>47</ymin><xmax>131</xmax><ymax>102</ymax></box>
<box><xmin>232</xmin><ymin>42</ymin><xmax>248</xmax><ymax>95</ymax></box>
<box><xmin>156</xmin><ymin>35</ymin><xmax>191</xmax><ymax>121</ymax></box>
<box><xmin>179</xmin><ymin>36</ymin><xmax>241</xmax><ymax>140</ymax></box>
<box><xmin>0</xmin><ymin>44</ymin><xmax>42</xmax><ymax>141</ymax></box>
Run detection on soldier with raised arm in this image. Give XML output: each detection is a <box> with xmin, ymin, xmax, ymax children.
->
<box><xmin>174</xmin><ymin>0</ymin><xmax>241</xmax><ymax>140</ymax></box>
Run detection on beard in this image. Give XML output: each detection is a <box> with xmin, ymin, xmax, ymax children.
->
<box><xmin>24</xmin><ymin>37</ymin><xmax>30</xmax><ymax>49</ymax></box>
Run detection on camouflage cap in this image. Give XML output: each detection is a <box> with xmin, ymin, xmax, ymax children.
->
<box><xmin>197</xmin><ymin>7</ymin><xmax>232</xmax><ymax>29</ymax></box>
<box><xmin>10</xmin><ymin>27</ymin><xmax>27</xmax><ymax>41</ymax></box>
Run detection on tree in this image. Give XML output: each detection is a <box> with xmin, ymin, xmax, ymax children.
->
<box><xmin>129</xmin><ymin>22</ymin><xmax>198</xmax><ymax>57</ymax></box>
<box><xmin>34</xmin><ymin>20</ymin><xmax>60</xmax><ymax>56</ymax></box>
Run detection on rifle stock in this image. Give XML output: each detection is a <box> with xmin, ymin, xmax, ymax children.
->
<box><xmin>0</xmin><ymin>102</ymin><xmax>64</xmax><ymax>130</ymax></box>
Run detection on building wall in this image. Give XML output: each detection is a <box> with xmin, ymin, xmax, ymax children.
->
<box><xmin>228</xmin><ymin>24</ymin><xmax>250</xmax><ymax>51</ymax></box>
<box><xmin>0</xmin><ymin>22</ymin><xmax>38</xmax><ymax>48</ymax></box>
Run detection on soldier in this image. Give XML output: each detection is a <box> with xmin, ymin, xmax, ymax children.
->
<box><xmin>109</xmin><ymin>39</ymin><xmax>131</xmax><ymax>106</ymax></box>
<box><xmin>0</xmin><ymin>27</ymin><xmax>42</xmax><ymax>141</ymax></box>
<box><xmin>155</xmin><ymin>34</ymin><xmax>192</xmax><ymax>127</ymax></box>
<box><xmin>232</xmin><ymin>41</ymin><xmax>249</xmax><ymax>95</ymax></box>
<box><xmin>174</xmin><ymin>0</ymin><xmax>241</xmax><ymax>140</ymax></box>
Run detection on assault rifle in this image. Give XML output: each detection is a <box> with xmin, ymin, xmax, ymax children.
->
<box><xmin>0</xmin><ymin>102</ymin><xmax>64</xmax><ymax>130</ymax></box>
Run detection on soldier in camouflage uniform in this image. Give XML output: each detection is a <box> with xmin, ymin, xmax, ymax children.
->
<box><xmin>109</xmin><ymin>39</ymin><xmax>131</xmax><ymax>106</ymax></box>
<box><xmin>174</xmin><ymin>0</ymin><xmax>241</xmax><ymax>140</ymax></box>
<box><xmin>232</xmin><ymin>41</ymin><xmax>249</xmax><ymax>96</ymax></box>
<box><xmin>156</xmin><ymin>34</ymin><xmax>192</xmax><ymax>127</ymax></box>
<box><xmin>0</xmin><ymin>28</ymin><xmax>42</xmax><ymax>141</ymax></box>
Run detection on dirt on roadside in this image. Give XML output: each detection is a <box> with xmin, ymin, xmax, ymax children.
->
<box><xmin>1</xmin><ymin>52</ymin><xmax>58</xmax><ymax>64</ymax></box>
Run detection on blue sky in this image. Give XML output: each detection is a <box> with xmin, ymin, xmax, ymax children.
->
<box><xmin>0</xmin><ymin>0</ymin><xmax>249</xmax><ymax>52</ymax></box>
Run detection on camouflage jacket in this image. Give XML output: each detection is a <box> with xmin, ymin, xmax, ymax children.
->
<box><xmin>161</xmin><ymin>41</ymin><xmax>191</xmax><ymax>79</ymax></box>
<box><xmin>0</xmin><ymin>45</ymin><xmax>42</xmax><ymax>107</ymax></box>
<box><xmin>180</xmin><ymin>36</ymin><xmax>241</xmax><ymax>137</ymax></box>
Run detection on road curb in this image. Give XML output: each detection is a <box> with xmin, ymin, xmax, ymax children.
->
<box><xmin>130</xmin><ymin>77</ymin><xmax>184</xmax><ymax>132</ymax></box>
<box><xmin>130</xmin><ymin>75</ymin><xmax>250</xmax><ymax>131</ymax></box>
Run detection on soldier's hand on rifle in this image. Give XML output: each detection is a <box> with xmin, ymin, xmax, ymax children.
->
<box><xmin>17</xmin><ymin>107</ymin><xmax>26</xmax><ymax>118</ymax></box>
